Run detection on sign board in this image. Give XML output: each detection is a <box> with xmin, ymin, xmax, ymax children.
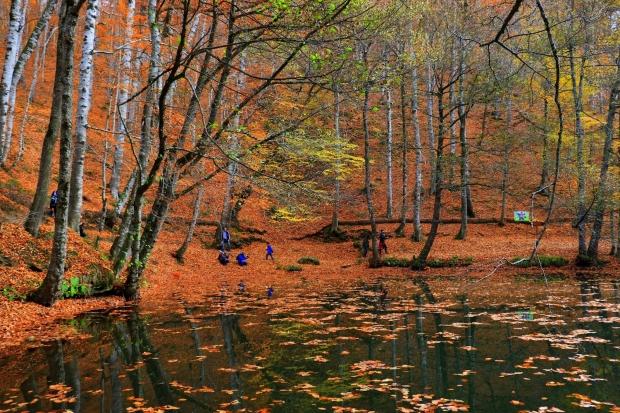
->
<box><xmin>514</xmin><ymin>211</ymin><xmax>530</xmax><ymax>223</ymax></box>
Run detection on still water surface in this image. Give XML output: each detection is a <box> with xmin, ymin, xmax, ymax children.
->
<box><xmin>0</xmin><ymin>277</ymin><xmax>619</xmax><ymax>412</ymax></box>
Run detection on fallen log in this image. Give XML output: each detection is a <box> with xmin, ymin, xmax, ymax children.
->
<box><xmin>298</xmin><ymin>217</ymin><xmax>573</xmax><ymax>240</ymax></box>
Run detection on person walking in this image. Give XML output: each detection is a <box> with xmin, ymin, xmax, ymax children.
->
<box><xmin>49</xmin><ymin>190</ymin><xmax>58</xmax><ymax>217</ymax></box>
<box><xmin>378</xmin><ymin>229</ymin><xmax>388</xmax><ymax>255</ymax></box>
<box><xmin>361</xmin><ymin>233</ymin><xmax>369</xmax><ymax>257</ymax></box>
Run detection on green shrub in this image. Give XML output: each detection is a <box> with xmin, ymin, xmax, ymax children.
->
<box><xmin>427</xmin><ymin>256</ymin><xmax>473</xmax><ymax>268</ymax></box>
<box><xmin>283</xmin><ymin>264</ymin><xmax>303</xmax><ymax>272</ymax></box>
<box><xmin>60</xmin><ymin>276</ymin><xmax>92</xmax><ymax>298</ymax></box>
<box><xmin>297</xmin><ymin>256</ymin><xmax>320</xmax><ymax>265</ymax></box>
<box><xmin>511</xmin><ymin>255</ymin><xmax>568</xmax><ymax>268</ymax></box>
<box><xmin>411</xmin><ymin>256</ymin><xmax>474</xmax><ymax>269</ymax></box>
<box><xmin>381</xmin><ymin>257</ymin><xmax>411</xmax><ymax>267</ymax></box>
<box><xmin>1</xmin><ymin>286</ymin><xmax>26</xmax><ymax>302</ymax></box>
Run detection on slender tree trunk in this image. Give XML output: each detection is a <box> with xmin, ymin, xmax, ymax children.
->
<box><xmin>1</xmin><ymin>0</ymin><xmax>58</xmax><ymax>165</ymax></box>
<box><xmin>538</xmin><ymin>96</ymin><xmax>550</xmax><ymax>193</ymax></box>
<box><xmin>110</xmin><ymin>0</ymin><xmax>135</xmax><ymax>201</ymax></box>
<box><xmin>415</xmin><ymin>85</ymin><xmax>445</xmax><ymax>268</ymax></box>
<box><xmin>456</xmin><ymin>36</ymin><xmax>470</xmax><ymax>240</ymax></box>
<box><xmin>363</xmin><ymin>82</ymin><xmax>379</xmax><ymax>267</ymax></box>
<box><xmin>0</xmin><ymin>0</ymin><xmax>25</xmax><ymax>161</ymax></box>
<box><xmin>331</xmin><ymin>84</ymin><xmax>341</xmax><ymax>234</ymax></box>
<box><xmin>585</xmin><ymin>53</ymin><xmax>619</xmax><ymax>262</ymax></box>
<box><xmin>174</xmin><ymin>185</ymin><xmax>204</xmax><ymax>263</ymax></box>
<box><xmin>384</xmin><ymin>86</ymin><xmax>394</xmax><ymax>218</ymax></box>
<box><xmin>499</xmin><ymin>98</ymin><xmax>512</xmax><ymax>227</ymax></box>
<box><xmin>32</xmin><ymin>0</ymin><xmax>83</xmax><ymax>306</ymax></box>
<box><xmin>99</xmin><ymin>141</ymin><xmax>109</xmax><ymax>231</ymax></box>
<box><xmin>610</xmin><ymin>210</ymin><xmax>618</xmax><ymax>256</ymax></box>
<box><xmin>395</xmin><ymin>79</ymin><xmax>408</xmax><ymax>236</ymax></box>
<box><xmin>448</xmin><ymin>43</ymin><xmax>457</xmax><ymax>188</ymax></box>
<box><xmin>221</xmin><ymin>52</ymin><xmax>246</xmax><ymax>227</ymax></box>
<box><xmin>568</xmin><ymin>7</ymin><xmax>588</xmax><ymax>257</ymax></box>
<box><xmin>477</xmin><ymin>103</ymin><xmax>488</xmax><ymax>147</ymax></box>
<box><xmin>68</xmin><ymin>0</ymin><xmax>99</xmax><ymax>231</ymax></box>
<box><xmin>411</xmin><ymin>64</ymin><xmax>423</xmax><ymax>242</ymax></box>
<box><xmin>16</xmin><ymin>20</ymin><xmax>48</xmax><ymax>165</ymax></box>
<box><xmin>426</xmin><ymin>62</ymin><xmax>436</xmax><ymax>195</ymax></box>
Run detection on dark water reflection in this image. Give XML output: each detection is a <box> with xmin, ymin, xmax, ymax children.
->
<box><xmin>1</xmin><ymin>277</ymin><xmax>619</xmax><ymax>412</ymax></box>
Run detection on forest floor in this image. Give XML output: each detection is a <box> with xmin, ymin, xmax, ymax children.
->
<box><xmin>1</xmin><ymin>217</ymin><xmax>617</xmax><ymax>357</ymax></box>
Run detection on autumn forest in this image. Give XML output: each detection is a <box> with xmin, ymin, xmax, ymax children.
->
<box><xmin>0</xmin><ymin>0</ymin><xmax>619</xmax><ymax>411</ymax></box>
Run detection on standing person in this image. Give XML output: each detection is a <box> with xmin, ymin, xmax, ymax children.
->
<box><xmin>378</xmin><ymin>229</ymin><xmax>388</xmax><ymax>255</ymax></box>
<box><xmin>266</xmin><ymin>243</ymin><xmax>274</xmax><ymax>260</ymax></box>
<box><xmin>221</xmin><ymin>226</ymin><xmax>231</xmax><ymax>250</ymax></box>
<box><xmin>49</xmin><ymin>189</ymin><xmax>58</xmax><ymax>217</ymax></box>
<box><xmin>79</xmin><ymin>221</ymin><xmax>87</xmax><ymax>237</ymax></box>
<box><xmin>361</xmin><ymin>233</ymin><xmax>369</xmax><ymax>257</ymax></box>
<box><xmin>266</xmin><ymin>285</ymin><xmax>274</xmax><ymax>298</ymax></box>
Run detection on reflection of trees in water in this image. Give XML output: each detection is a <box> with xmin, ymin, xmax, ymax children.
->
<box><xmin>414</xmin><ymin>277</ymin><xmax>448</xmax><ymax>396</ymax></box>
<box><xmin>220</xmin><ymin>313</ymin><xmax>247</xmax><ymax>411</ymax></box>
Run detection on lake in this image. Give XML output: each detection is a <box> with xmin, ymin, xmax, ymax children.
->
<box><xmin>1</xmin><ymin>276</ymin><xmax>619</xmax><ymax>412</ymax></box>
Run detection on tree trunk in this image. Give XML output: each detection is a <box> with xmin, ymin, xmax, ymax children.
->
<box><xmin>411</xmin><ymin>64</ymin><xmax>423</xmax><ymax>242</ymax></box>
<box><xmin>68</xmin><ymin>0</ymin><xmax>99</xmax><ymax>231</ymax></box>
<box><xmin>448</xmin><ymin>42</ymin><xmax>457</xmax><ymax>188</ymax></box>
<box><xmin>426</xmin><ymin>62</ymin><xmax>436</xmax><ymax>195</ymax></box>
<box><xmin>585</xmin><ymin>52</ymin><xmax>619</xmax><ymax>262</ymax></box>
<box><xmin>174</xmin><ymin>185</ymin><xmax>204</xmax><ymax>263</ymax></box>
<box><xmin>23</xmin><ymin>4</ymin><xmax>73</xmax><ymax>237</ymax></box>
<box><xmin>363</xmin><ymin>82</ymin><xmax>380</xmax><ymax>267</ymax></box>
<box><xmin>610</xmin><ymin>210</ymin><xmax>618</xmax><ymax>256</ymax></box>
<box><xmin>395</xmin><ymin>79</ymin><xmax>408</xmax><ymax>236</ymax></box>
<box><xmin>1</xmin><ymin>0</ymin><xmax>58</xmax><ymax>165</ymax></box>
<box><xmin>499</xmin><ymin>98</ymin><xmax>512</xmax><ymax>227</ymax></box>
<box><xmin>456</xmin><ymin>35</ymin><xmax>469</xmax><ymax>240</ymax></box>
<box><xmin>384</xmin><ymin>86</ymin><xmax>394</xmax><ymax>218</ymax></box>
<box><xmin>98</xmin><ymin>141</ymin><xmax>109</xmax><ymax>231</ymax></box>
<box><xmin>568</xmin><ymin>5</ymin><xmax>588</xmax><ymax>257</ymax></box>
<box><xmin>110</xmin><ymin>0</ymin><xmax>135</xmax><ymax>201</ymax></box>
<box><xmin>0</xmin><ymin>0</ymin><xmax>25</xmax><ymax>162</ymax></box>
<box><xmin>32</xmin><ymin>0</ymin><xmax>83</xmax><ymax>306</ymax></box>
<box><xmin>415</xmin><ymin>84</ymin><xmax>445</xmax><ymax>268</ymax></box>
<box><xmin>331</xmin><ymin>84</ymin><xmax>341</xmax><ymax>234</ymax></box>
<box><xmin>538</xmin><ymin>95</ymin><xmax>550</xmax><ymax>193</ymax></box>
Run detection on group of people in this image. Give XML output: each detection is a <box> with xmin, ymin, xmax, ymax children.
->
<box><xmin>237</xmin><ymin>281</ymin><xmax>274</xmax><ymax>298</ymax></box>
<box><xmin>360</xmin><ymin>229</ymin><xmax>389</xmax><ymax>257</ymax></box>
<box><xmin>217</xmin><ymin>226</ymin><xmax>275</xmax><ymax>266</ymax></box>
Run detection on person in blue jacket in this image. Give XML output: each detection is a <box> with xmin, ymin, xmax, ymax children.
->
<box><xmin>236</xmin><ymin>251</ymin><xmax>248</xmax><ymax>266</ymax></box>
<box><xmin>266</xmin><ymin>243</ymin><xmax>274</xmax><ymax>260</ymax></box>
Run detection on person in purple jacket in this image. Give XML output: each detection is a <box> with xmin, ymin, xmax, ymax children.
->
<box><xmin>266</xmin><ymin>243</ymin><xmax>274</xmax><ymax>260</ymax></box>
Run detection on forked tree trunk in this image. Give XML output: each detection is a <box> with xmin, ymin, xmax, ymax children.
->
<box><xmin>32</xmin><ymin>0</ymin><xmax>83</xmax><ymax>306</ymax></box>
<box><xmin>411</xmin><ymin>64</ymin><xmax>423</xmax><ymax>242</ymax></box>
<box><xmin>68</xmin><ymin>0</ymin><xmax>99</xmax><ymax>231</ymax></box>
<box><xmin>414</xmin><ymin>85</ymin><xmax>445</xmax><ymax>268</ymax></box>
<box><xmin>24</xmin><ymin>7</ymin><xmax>73</xmax><ymax>237</ymax></box>
<box><xmin>174</xmin><ymin>185</ymin><xmax>204</xmax><ymax>263</ymax></box>
<box><xmin>538</xmin><ymin>95</ymin><xmax>550</xmax><ymax>193</ymax></box>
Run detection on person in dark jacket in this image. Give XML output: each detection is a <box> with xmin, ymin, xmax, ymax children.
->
<box><xmin>266</xmin><ymin>243</ymin><xmax>274</xmax><ymax>260</ymax></box>
<box><xmin>361</xmin><ymin>233</ymin><xmax>370</xmax><ymax>257</ymax></box>
<box><xmin>378</xmin><ymin>229</ymin><xmax>388</xmax><ymax>255</ymax></box>
<box><xmin>218</xmin><ymin>249</ymin><xmax>230</xmax><ymax>265</ymax></box>
<box><xmin>49</xmin><ymin>190</ymin><xmax>58</xmax><ymax>217</ymax></box>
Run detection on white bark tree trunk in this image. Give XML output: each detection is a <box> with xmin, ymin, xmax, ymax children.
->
<box><xmin>0</xmin><ymin>0</ymin><xmax>25</xmax><ymax>161</ymax></box>
<box><xmin>384</xmin><ymin>86</ymin><xmax>393</xmax><ymax>218</ymax></box>
<box><xmin>411</xmin><ymin>64</ymin><xmax>423</xmax><ymax>242</ymax></box>
<box><xmin>426</xmin><ymin>61</ymin><xmax>436</xmax><ymax>194</ymax></box>
<box><xmin>68</xmin><ymin>0</ymin><xmax>99</xmax><ymax>231</ymax></box>
<box><xmin>110</xmin><ymin>0</ymin><xmax>135</xmax><ymax>201</ymax></box>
